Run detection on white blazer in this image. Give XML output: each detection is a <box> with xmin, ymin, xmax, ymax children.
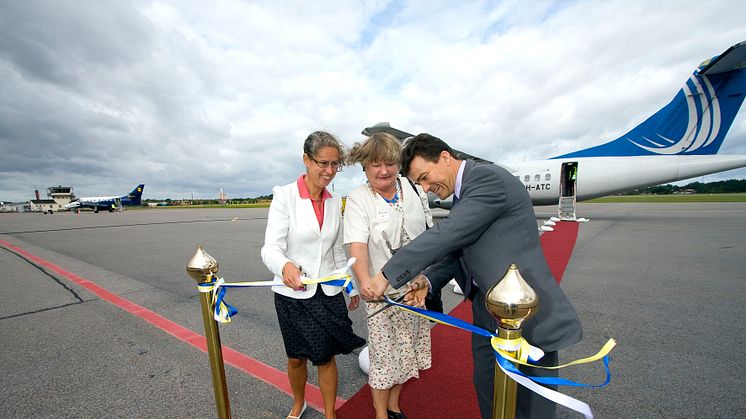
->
<box><xmin>261</xmin><ymin>180</ymin><xmax>357</xmax><ymax>299</ymax></box>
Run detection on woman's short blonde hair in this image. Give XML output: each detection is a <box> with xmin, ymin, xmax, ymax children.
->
<box><xmin>347</xmin><ymin>132</ymin><xmax>402</xmax><ymax>168</ymax></box>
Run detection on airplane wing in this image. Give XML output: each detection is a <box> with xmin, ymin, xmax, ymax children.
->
<box><xmin>699</xmin><ymin>40</ymin><xmax>746</xmax><ymax>75</ymax></box>
<box><xmin>361</xmin><ymin>122</ymin><xmax>493</xmax><ymax>164</ymax></box>
<box><xmin>362</xmin><ymin>122</ymin><xmax>415</xmax><ymax>140</ymax></box>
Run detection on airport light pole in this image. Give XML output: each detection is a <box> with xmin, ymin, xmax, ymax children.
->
<box><xmin>187</xmin><ymin>246</ymin><xmax>231</xmax><ymax>419</ymax></box>
<box><xmin>485</xmin><ymin>264</ymin><xmax>539</xmax><ymax>419</ymax></box>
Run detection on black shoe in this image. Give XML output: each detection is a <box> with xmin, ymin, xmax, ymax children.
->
<box><xmin>387</xmin><ymin>409</ymin><xmax>407</xmax><ymax>419</ymax></box>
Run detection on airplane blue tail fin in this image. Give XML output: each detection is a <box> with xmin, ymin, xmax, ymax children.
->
<box><xmin>127</xmin><ymin>184</ymin><xmax>145</xmax><ymax>204</ymax></box>
<box><xmin>554</xmin><ymin>41</ymin><xmax>746</xmax><ymax>159</ymax></box>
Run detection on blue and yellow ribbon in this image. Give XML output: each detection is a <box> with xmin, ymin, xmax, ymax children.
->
<box><xmin>382</xmin><ymin>296</ymin><xmax>616</xmax><ymax>418</ymax></box>
<box><xmin>198</xmin><ymin>258</ymin><xmax>357</xmax><ymax>323</ymax></box>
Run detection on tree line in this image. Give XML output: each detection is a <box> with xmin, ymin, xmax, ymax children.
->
<box><xmin>142</xmin><ymin>194</ymin><xmax>273</xmax><ymax>206</ymax></box>
<box><xmin>624</xmin><ymin>179</ymin><xmax>746</xmax><ymax>195</ymax></box>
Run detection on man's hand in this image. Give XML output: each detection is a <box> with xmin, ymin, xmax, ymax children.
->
<box><xmin>366</xmin><ymin>271</ymin><xmax>389</xmax><ymax>300</ymax></box>
<box><xmin>281</xmin><ymin>262</ymin><xmax>305</xmax><ymax>291</ymax></box>
<box><xmin>403</xmin><ymin>274</ymin><xmax>430</xmax><ymax>308</ymax></box>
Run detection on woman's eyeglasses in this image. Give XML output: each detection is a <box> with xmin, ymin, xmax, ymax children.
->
<box><xmin>308</xmin><ymin>155</ymin><xmax>343</xmax><ymax>172</ymax></box>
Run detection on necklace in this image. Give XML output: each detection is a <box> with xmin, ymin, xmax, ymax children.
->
<box><xmin>370</xmin><ymin>179</ymin><xmax>403</xmax><ymax>209</ymax></box>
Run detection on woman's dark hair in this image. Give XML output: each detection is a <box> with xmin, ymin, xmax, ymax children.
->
<box><xmin>303</xmin><ymin>131</ymin><xmax>346</xmax><ymax>161</ymax></box>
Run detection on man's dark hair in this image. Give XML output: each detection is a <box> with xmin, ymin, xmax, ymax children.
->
<box><xmin>401</xmin><ymin>133</ymin><xmax>457</xmax><ymax>176</ymax></box>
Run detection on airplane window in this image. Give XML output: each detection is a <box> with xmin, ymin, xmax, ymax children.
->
<box><xmin>524</xmin><ymin>175</ymin><xmax>530</xmax><ymax>182</ymax></box>
<box><xmin>545</xmin><ymin>174</ymin><xmax>551</xmax><ymax>181</ymax></box>
<box><xmin>534</xmin><ymin>174</ymin><xmax>540</xmax><ymax>182</ymax></box>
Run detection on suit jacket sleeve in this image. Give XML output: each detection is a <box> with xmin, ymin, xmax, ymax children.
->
<box><xmin>383</xmin><ymin>163</ymin><xmax>508</xmax><ymax>288</ymax></box>
<box><xmin>261</xmin><ymin>186</ymin><xmax>292</xmax><ymax>278</ymax></box>
<box><xmin>332</xmin><ymin>198</ymin><xmax>347</xmax><ymax>270</ymax></box>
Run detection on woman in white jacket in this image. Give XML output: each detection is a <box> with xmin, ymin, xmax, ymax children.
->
<box><xmin>262</xmin><ymin>131</ymin><xmax>364</xmax><ymax>419</ymax></box>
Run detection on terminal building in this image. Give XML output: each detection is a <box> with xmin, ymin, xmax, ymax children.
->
<box><xmin>29</xmin><ymin>186</ymin><xmax>76</xmax><ymax>214</ymax></box>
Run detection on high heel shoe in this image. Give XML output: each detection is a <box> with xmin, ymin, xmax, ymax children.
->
<box><xmin>287</xmin><ymin>400</ymin><xmax>307</xmax><ymax>419</ymax></box>
<box><xmin>387</xmin><ymin>409</ymin><xmax>407</xmax><ymax>419</ymax></box>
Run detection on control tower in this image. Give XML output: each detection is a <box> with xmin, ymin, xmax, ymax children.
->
<box><xmin>47</xmin><ymin>185</ymin><xmax>76</xmax><ymax>206</ymax></box>
<box><xmin>218</xmin><ymin>187</ymin><xmax>228</xmax><ymax>205</ymax></box>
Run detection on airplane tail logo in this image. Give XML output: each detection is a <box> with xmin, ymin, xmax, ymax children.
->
<box><xmin>554</xmin><ymin>41</ymin><xmax>746</xmax><ymax>159</ymax></box>
<box><xmin>127</xmin><ymin>184</ymin><xmax>145</xmax><ymax>204</ymax></box>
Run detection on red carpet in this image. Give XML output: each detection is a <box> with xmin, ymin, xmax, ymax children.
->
<box><xmin>539</xmin><ymin>221</ymin><xmax>579</xmax><ymax>284</ymax></box>
<box><xmin>337</xmin><ymin>221</ymin><xmax>580</xmax><ymax>419</ymax></box>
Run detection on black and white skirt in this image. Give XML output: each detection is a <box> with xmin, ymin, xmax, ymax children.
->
<box><xmin>274</xmin><ymin>288</ymin><xmax>365</xmax><ymax>365</ymax></box>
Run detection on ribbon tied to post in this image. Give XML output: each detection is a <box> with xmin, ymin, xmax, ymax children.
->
<box><xmin>382</xmin><ymin>296</ymin><xmax>616</xmax><ymax>419</ymax></box>
<box><xmin>198</xmin><ymin>258</ymin><xmax>357</xmax><ymax>324</ymax></box>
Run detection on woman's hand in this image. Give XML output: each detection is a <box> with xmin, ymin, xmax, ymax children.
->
<box><xmin>347</xmin><ymin>295</ymin><xmax>360</xmax><ymax>310</ymax></box>
<box><xmin>403</xmin><ymin>274</ymin><xmax>430</xmax><ymax>308</ymax></box>
<box><xmin>356</xmin><ymin>275</ymin><xmax>375</xmax><ymax>301</ymax></box>
<box><xmin>281</xmin><ymin>262</ymin><xmax>306</xmax><ymax>291</ymax></box>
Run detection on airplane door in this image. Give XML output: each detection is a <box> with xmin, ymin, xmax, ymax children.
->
<box><xmin>558</xmin><ymin>162</ymin><xmax>578</xmax><ymax>220</ymax></box>
<box><xmin>560</xmin><ymin>162</ymin><xmax>578</xmax><ymax>197</ymax></box>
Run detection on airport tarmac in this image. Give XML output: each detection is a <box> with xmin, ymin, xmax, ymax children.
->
<box><xmin>1</xmin><ymin>203</ymin><xmax>744</xmax><ymax>418</ymax></box>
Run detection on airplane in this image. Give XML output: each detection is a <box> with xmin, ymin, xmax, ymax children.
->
<box><xmin>63</xmin><ymin>184</ymin><xmax>145</xmax><ymax>213</ymax></box>
<box><xmin>363</xmin><ymin>40</ymin><xmax>746</xmax><ymax>217</ymax></box>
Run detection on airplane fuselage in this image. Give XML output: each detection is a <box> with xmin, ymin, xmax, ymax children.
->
<box><xmin>516</xmin><ymin>155</ymin><xmax>746</xmax><ymax>205</ymax></box>
<box><xmin>429</xmin><ymin>155</ymin><xmax>746</xmax><ymax>208</ymax></box>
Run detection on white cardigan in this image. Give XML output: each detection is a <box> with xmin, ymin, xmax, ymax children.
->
<box><xmin>261</xmin><ymin>180</ymin><xmax>357</xmax><ymax>299</ymax></box>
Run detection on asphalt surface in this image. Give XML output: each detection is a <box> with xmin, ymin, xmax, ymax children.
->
<box><xmin>0</xmin><ymin>203</ymin><xmax>744</xmax><ymax>418</ymax></box>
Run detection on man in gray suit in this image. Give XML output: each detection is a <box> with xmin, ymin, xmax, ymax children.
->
<box><xmin>365</xmin><ymin>133</ymin><xmax>583</xmax><ymax>419</ymax></box>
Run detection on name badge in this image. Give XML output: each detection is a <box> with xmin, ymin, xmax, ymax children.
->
<box><xmin>377</xmin><ymin>208</ymin><xmax>390</xmax><ymax>223</ymax></box>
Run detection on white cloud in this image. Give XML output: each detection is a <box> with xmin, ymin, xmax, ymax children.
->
<box><xmin>1</xmin><ymin>0</ymin><xmax>745</xmax><ymax>201</ymax></box>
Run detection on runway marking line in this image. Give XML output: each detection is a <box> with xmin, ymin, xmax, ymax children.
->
<box><xmin>0</xmin><ymin>239</ymin><xmax>343</xmax><ymax>413</ymax></box>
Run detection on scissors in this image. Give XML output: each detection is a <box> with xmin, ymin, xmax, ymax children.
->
<box><xmin>365</xmin><ymin>294</ymin><xmax>409</xmax><ymax>319</ymax></box>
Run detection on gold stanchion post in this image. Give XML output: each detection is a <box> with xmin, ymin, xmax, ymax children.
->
<box><xmin>186</xmin><ymin>246</ymin><xmax>232</xmax><ymax>419</ymax></box>
<box><xmin>485</xmin><ymin>264</ymin><xmax>539</xmax><ymax>419</ymax></box>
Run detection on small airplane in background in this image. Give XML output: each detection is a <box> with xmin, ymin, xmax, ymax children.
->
<box><xmin>364</xmin><ymin>40</ymin><xmax>746</xmax><ymax>218</ymax></box>
<box><xmin>64</xmin><ymin>184</ymin><xmax>145</xmax><ymax>213</ymax></box>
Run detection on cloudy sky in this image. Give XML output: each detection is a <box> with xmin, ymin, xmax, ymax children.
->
<box><xmin>2</xmin><ymin>0</ymin><xmax>745</xmax><ymax>202</ymax></box>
